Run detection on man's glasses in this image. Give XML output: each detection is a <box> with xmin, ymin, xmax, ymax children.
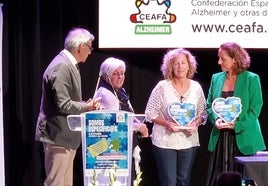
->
<box><xmin>83</xmin><ymin>43</ymin><xmax>94</xmax><ymax>52</ymax></box>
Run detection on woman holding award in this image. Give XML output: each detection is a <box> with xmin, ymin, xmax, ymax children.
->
<box><xmin>145</xmin><ymin>48</ymin><xmax>207</xmax><ymax>186</ymax></box>
<box><xmin>205</xmin><ymin>42</ymin><xmax>266</xmax><ymax>186</ymax></box>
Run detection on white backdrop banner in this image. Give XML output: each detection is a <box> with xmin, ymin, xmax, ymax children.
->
<box><xmin>99</xmin><ymin>0</ymin><xmax>268</xmax><ymax>48</ymax></box>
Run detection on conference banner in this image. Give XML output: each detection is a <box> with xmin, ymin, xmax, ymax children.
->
<box><xmin>99</xmin><ymin>0</ymin><xmax>268</xmax><ymax>48</ymax></box>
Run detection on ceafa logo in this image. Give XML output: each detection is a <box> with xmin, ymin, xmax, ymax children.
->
<box><xmin>130</xmin><ymin>0</ymin><xmax>176</xmax><ymax>34</ymax></box>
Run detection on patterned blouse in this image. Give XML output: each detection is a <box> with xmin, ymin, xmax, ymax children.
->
<box><xmin>145</xmin><ymin>79</ymin><xmax>207</xmax><ymax>150</ymax></box>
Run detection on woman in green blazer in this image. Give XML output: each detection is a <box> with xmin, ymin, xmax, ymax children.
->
<box><xmin>205</xmin><ymin>42</ymin><xmax>266</xmax><ymax>186</ymax></box>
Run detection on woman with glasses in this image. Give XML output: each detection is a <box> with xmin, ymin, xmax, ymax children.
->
<box><xmin>93</xmin><ymin>57</ymin><xmax>149</xmax><ymax>184</ymax></box>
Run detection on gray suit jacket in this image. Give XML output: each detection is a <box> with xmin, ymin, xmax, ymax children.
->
<box><xmin>35</xmin><ymin>50</ymin><xmax>89</xmax><ymax>149</ymax></box>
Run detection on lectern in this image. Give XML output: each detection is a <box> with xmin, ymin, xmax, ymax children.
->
<box><xmin>67</xmin><ymin>110</ymin><xmax>144</xmax><ymax>186</ymax></box>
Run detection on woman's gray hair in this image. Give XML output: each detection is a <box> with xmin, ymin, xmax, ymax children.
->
<box><xmin>161</xmin><ymin>48</ymin><xmax>197</xmax><ymax>80</ymax></box>
<box><xmin>64</xmin><ymin>27</ymin><xmax>94</xmax><ymax>52</ymax></box>
<box><xmin>100</xmin><ymin>57</ymin><xmax>126</xmax><ymax>78</ymax></box>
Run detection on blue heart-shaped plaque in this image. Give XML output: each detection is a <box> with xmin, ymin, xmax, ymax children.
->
<box><xmin>212</xmin><ymin>97</ymin><xmax>242</xmax><ymax>123</ymax></box>
<box><xmin>168</xmin><ymin>102</ymin><xmax>196</xmax><ymax>126</ymax></box>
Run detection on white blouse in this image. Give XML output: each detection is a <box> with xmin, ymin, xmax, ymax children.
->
<box><xmin>145</xmin><ymin>79</ymin><xmax>207</xmax><ymax>150</ymax></box>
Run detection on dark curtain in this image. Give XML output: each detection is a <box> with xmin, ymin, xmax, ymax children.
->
<box><xmin>2</xmin><ymin>0</ymin><xmax>268</xmax><ymax>186</ymax></box>
<box><xmin>3</xmin><ymin>0</ymin><xmax>100</xmax><ymax>185</ymax></box>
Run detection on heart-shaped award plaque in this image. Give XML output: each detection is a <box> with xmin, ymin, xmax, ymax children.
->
<box><xmin>212</xmin><ymin>97</ymin><xmax>242</xmax><ymax>123</ymax></box>
<box><xmin>168</xmin><ymin>102</ymin><xmax>196</xmax><ymax>126</ymax></box>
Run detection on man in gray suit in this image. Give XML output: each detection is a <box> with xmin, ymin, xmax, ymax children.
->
<box><xmin>35</xmin><ymin>27</ymin><xmax>101</xmax><ymax>186</ymax></box>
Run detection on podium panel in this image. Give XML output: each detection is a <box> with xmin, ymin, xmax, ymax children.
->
<box><xmin>235</xmin><ymin>156</ymin><xmax>268</xmax><ymax>186</ymax></box>
<box><xmin>68</xmin><ymin>110</ymin><xmax>144</xmax><ymax>186</ymax></box>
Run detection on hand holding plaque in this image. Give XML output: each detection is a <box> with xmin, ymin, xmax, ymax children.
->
<box><xmin>168</xmin><ymin>102</ymin><xmax>197</xmax><ymax>131</ymax></box>
<box><xmin>212</xmin><ymin>97</ymin><xmax>242</xmax><ymax>124</ymax></box>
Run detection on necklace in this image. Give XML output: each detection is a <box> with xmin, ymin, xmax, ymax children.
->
<box><xmin>226</xmin><ymin>74</ymin><xmax>236</xmax><ymax>80</ymax></box>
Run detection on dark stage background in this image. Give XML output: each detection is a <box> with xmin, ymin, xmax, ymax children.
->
<box><xmin>1</xmin><ymin>0</ymin><xmax>268</xmax><ymax>186</ymax></box>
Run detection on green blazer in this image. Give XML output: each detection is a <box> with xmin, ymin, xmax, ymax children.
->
<box><xmin>207</xmin><ymin>71</ymin><xmax>266</xmax><ymax>155</ymax></box>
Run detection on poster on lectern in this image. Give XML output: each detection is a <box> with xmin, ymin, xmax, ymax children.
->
<box><xmin>83</xmin><ymin>112</ymin><xmax>130</xmax><ymax>177</ymax></box>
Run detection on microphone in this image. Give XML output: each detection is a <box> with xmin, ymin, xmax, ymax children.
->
<box><xmin>180</xmin><ymin>96</ymin><xmax>185</xmax><ymax>103</ymax></box>
<box><xmin>93</xmin><ymin>71</ymin><xmax>102</xmax><ymax>98</ymax></box>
